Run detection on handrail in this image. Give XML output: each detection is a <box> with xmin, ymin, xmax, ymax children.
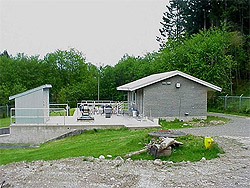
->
<box><xmin>10</xmin><ymin>107</ymin><xmax>66</xmax><ymax>125</ymax></box>
<box><xmin>49</xmin><ymin>103</ymin><xmax>69</xmax><ymax>116</ymax></box>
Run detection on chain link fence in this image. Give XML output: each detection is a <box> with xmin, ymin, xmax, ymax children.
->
<box><xmin>217</xmin><ymin>95</ymin><xmax>250</xmax><ymax>113</ymax></box>
<box><xmin>0</xmin><ymin>105</ymin><xmax>14</xmax><ymax>118</ymax></box>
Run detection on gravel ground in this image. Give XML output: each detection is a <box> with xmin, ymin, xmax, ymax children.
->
<box><xmin>0</xmin><ymin>113</ymin><xmax>249</xmax><ymax>188</ymax></box>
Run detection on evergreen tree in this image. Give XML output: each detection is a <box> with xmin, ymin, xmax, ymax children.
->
<box><xmin>157</xmin><ymin>0</ymin><xmax>185</xmax><ymax>47</ymax></box>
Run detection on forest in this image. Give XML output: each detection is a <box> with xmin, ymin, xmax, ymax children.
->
<box><xmin>0</xmin><ymin>0</ymin><xmax>249</xmax><ymax>108</ymax></box>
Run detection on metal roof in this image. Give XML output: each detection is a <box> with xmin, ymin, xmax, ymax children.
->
<box><xmin>9</xmin><ymin>84</ymin><xmax>52</xmax><ymax>100</ymax></box>
<box><xmin>117</xmin><ymin>70</ymin><xmax>222</xmax><ymax>92</ymax></box>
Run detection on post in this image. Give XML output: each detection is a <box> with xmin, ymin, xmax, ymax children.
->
<box><xmin>10</xmin><ymin>108</ymin><xmax>13</xmax><ymax>125</ymax></box>
<box><xmin>6</xmin><ymin>104</ymin><xmax>9</xmax><ymax>117</ymax></box>
<box><xmin>239</xmin><ymin>94</ymin><xmax>243</xmax><ymax>109</ymax></box>
<box><xmin>224</xmin><ymin>94</ymin><xmax>228</xmax><ymax>110</ymax></box>
<box><xmin>66</xmin><ymin>104</ymin><xmax>69</xmax><ymax>116</ymax></box>
<box><xmin>98</xmin><ymin>75</ymin><xmax>100</xmax><ymax>102</ymax></box>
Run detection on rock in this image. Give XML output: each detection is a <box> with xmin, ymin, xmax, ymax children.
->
<box><xmin>107</xmin><ymin>155</ymin><xmax>112</xmax><ymax>158</ymax></box>
<box><xmin>162</xmin><ymin>161</ymin><xmax>168</xmax><ymax>165</ymax></box>
<box><xmin>83</xmin><ymin>156</ymin><xmax>95</xmax><ymax>162</ymax></box>
<box><xmin>114</xmin><ymin>156</ymin><xmax>124</xmax><ymax>161</ymax></box>
<box><xmin>183</xmin><ymin>123</ymin><xmax>188</xmax><ymax>126</ymax></box>
<box><xmin>200</xmin><ymin>157</ymin><xmax>206</xmax><ymax>162</ymax></box>
<box><xmin>241</xmin><ymin>146</ymin><xmax>248</xmax><ymax>150</ymax></box>
<box><xmin>99</xmin><ymin>155</ymin><xmax>105</xmax><ymax>160</ymax></box>
<box><xmin>126</xmin><ymin>158</ymin><xmax>132</xmax><ymax>162</ymax></box>
<box><xmin>153</xmin><ymin>159</ymin><xmax>163</xmax><ymax>166</ymax></box>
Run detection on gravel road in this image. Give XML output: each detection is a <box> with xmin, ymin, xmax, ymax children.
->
<box><xmin>0</xmin><ymin>113</ymin><xmax>249</xmax><ymax>188</ymax></box>
<box><xmin>182</xmin><ymin>112</ymin><xmax>250</xmax><ymax>137</ymax></box>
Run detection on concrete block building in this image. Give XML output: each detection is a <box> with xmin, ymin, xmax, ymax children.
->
<box><xmin>117</xmin><ymin>70</ymin><xmax>221</xmax><ymax>120</ymax></box>
<box><xmin>9</xmin><ymin>84</ymin><xmax>52</xmax><ymax>124</ymax></box>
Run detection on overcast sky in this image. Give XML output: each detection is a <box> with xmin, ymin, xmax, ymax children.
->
<box><xmin>0</xmin><ymin>0</ymin><xmax>168</xmax><ymax>66</ymax></box>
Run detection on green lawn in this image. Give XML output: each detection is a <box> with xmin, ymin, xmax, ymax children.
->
<box><xmin>0</xmin><ymin>117</ymin><xmax>10</xmax><ymax>128</ymax></box>
<box><xmin>0</xmin><ymin>126</ymin><xmax>224</xmax><ymax>165</ymax></box>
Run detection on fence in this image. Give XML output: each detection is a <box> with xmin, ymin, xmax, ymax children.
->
<box><xmin>0</xmin><ymin>105</ymin><xmax>14</xmax><ymax>118</ymax></box>
<box><xmin>218</xmin><ymin>95</ymin><xmax>250</xmax><ymax>112</ymax></box>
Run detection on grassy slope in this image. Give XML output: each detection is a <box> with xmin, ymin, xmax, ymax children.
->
<box><xmin>0</xmin><ymin>115</ymin><xmax>227</xmax><ymax>165</ymax></box>
<box><xmin>0</xmin><ymin>128</ymin><xmax>224</xmax><ymax>165</ymax></box>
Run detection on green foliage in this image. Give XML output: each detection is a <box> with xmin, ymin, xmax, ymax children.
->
<box><xmin>158</xmin><ymin>0</ymin><xmax>250</xmax><ymax>42</ymax></box>
<box><xmin>0</xmin><ymin>49</ymin><xmax>97</xmax><ymax>106</ymax></box>
<box><xmin>0</xmin><ymin>28</ymin><xmax>249</xmax><ymax>106</ymax></box>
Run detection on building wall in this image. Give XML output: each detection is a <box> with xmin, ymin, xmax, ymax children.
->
<box><xmin>142</xmin><ymin>75</ymin><xmax>207</xmax><ymax>120</ymax></box>
<box><xmin>136</xmin><ymin>89</ymin><xmax>143</xmax><ymax>115</ymax></box>
<box><xmin>15</xmin><ymin>89</ymin><xmax>49</xmax><ymax>124</ymax></box>
<box><xmin>43</xmin><ymin>88</ymin><xmax>50</xmax><ymax>122</ymax></box>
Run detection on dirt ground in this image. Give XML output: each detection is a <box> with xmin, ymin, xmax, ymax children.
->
<box><xmin>1</xmin><ymin>136</ymin><xmax>250</xmax><ymax>188</ymax></box>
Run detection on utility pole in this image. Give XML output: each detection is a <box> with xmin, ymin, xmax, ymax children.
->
<box><xmin>97</xmin><ymin>62</ymin><xmax>100</xmax><ymax>102</ymax></box>
<box><xmin>98</xmin><ymin>74</ymin><xmax>100</xmax><ymax>102</ymax></box>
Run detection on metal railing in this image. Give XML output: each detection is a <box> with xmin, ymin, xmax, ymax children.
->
<box><xmin>10</xmin><ymin>107</ymin><xmax>67</xmax><ymax>125</ymax></box>
<box><xmin>0</xmin><ymin>104</ymin><xmax>14</xmax><ymax>118</ymax></box>
<box><xmin>77</xmin><ymin>101</ymin><xmax>130</xmax><ymax>118</ymax></box>
<box><xmin>49</xmin><ymin>103</ymin><xmax>69</xmax><ymax>116</ymax></box>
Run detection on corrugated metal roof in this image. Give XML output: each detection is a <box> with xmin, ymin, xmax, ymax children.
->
<box><xmin>117</xmin><ymin>70</ymin><xmax>222</xmax><ymax>92</ymax></box>
<box><xmin>9</xmin><ymin>84</ymin><xmax>52</xmax><ymax>100</ymax></box>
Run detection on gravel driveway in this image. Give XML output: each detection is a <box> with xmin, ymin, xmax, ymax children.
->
<box><xmin>182</xmin><ymin>112</ymin><xmax>250</xmax><ymax>137</ymax></box>
<box><xmin>1</xmin><ymin>113</ymin><xmax>250</xmax><ymax>188</ymax></box>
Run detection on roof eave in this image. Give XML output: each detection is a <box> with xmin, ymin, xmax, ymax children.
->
<box><xmin>9</xmin><ymin>84</ymin><xmax>52</xmax><ymax>100</ymax></box>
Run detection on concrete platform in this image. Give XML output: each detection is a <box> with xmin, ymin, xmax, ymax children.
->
<box><xmin>47</xmin><ymin>108</ymin><xmax>160</xmax><ymax>129</ymax></box>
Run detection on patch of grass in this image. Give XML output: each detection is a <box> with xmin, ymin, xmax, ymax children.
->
<box><xmin>159</xmin><ymin>119</ymin><xmax>193</xmax><ymax>129</ymax></box>
<box><xmin>0</xmin><ymin>128</ymin><xmax>223</xmax><ymax>165</ymax></box>
<box><xmin>69</xmin><ymin>108</ymin><xmax>76</xmax><ymax>116</ymax></box>
<box><xmin>131</xmin><ymin>135</ymin><xmax>224</xmax><ymax>162</ymax></box>
<box><xmin>159</xmin><ymin>116</ymin><xmax>229</xmax><ymax>129</ymax></box>
<box><xmin>0</xmin><ymin>117</ymin><xmax>10</xmax><ymax>128</ymax></box>
<box><xmin>50</xmin><ymin>108</ymin><xmax>75</xmax><ymax>116</ymax></box>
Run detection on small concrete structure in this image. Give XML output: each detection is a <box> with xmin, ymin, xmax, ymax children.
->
<box><xmin>117</xmin><ymin>70</ymin><xmax>221</xmax><ymax>121</ymax></box>
<box><xmin>9</xmin><ymin>84</ymin><xmax>52</xmax><ymax>124</ymax></box>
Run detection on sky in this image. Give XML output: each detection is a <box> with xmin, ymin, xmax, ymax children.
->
<box><xmin>0</xmin><ymin>0</ymin><xmax>168</xmax><ymax>66</ymax></box>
